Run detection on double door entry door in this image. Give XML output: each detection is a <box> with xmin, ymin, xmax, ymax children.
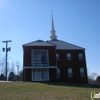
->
<box><xmin>32</xmin><ymin>69</ymin><xmax>49</xmax><ymax>81</ymax></box>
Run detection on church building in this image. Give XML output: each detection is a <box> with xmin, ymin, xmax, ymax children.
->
<box><xmin>23</xmin><ymin>14</ymin><xmax>88</xmax><ymax>83</ymax></box>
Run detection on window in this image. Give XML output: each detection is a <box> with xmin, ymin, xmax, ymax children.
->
<box><xmin>32</xmin><ymin>50</ymin><xmax>48</xmax><ymax>67</ymax></box>
<box><xmin>79</xmin><ymin>53</ymin><xmax>83</xmax><ymax>60</ymax></box>
<box><xmin>56</xmin><ymin>53</ymin><xmax>59</xmax><ymax>60</ymax></box>
<box><xmin>68</xmin><ymin>68</ymin><xmax>73</xmax><ymax>77</ymax></box>
<box><xmin>80</xmin><ymin>68</ymin><xmax>85</xmax><ymax>77</ymax></box>
<box><xmin>67</xmin><ymin>53</ymin><xmax>71</xmax><ymax>60</ymax></box>
<box><xmin>57</xmin><ymin>68</ymin><xmax>60</xmax><ymax>79</ymax></box>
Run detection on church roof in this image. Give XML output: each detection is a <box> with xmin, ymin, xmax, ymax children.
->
<box><xmin>47</xmin><ymin>39</ymin><xmax>85</xmax><ymax>50</ymax></box>
<box><xmin>23</xmin><ymin>39</ymin><xmax>85</xmax><ymax>50</ymax></box>
<box><xmin>23</xmin><ymin>40</ymin><xmax>56</xmax><ymax>46</ymax></box>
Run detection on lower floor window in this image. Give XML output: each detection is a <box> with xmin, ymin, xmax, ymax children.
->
<box><xmin>57</xmin><ymin>68</ymin><xmax>60</xmax><ymax>79</ymax></box>
<box><xmin>80</xmin><ymin>68</ymin><xmax>85</xmax><ymax>77</ymax></box>
<box><xmin>68</xmin><ymin>68</ymin><xmax>73</xmax><ymax>77</ymax></box>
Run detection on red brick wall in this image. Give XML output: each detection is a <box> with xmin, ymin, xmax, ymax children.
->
<box><xmin>24</xmin><ymin>69</ymin><xmax>31</xmax><ymax>81</ymax></box>
<box><xmin>49</xmin><ymin>68</ymin><xmax>57</xmax><ymax>81</ymax></box>
<box><xmin>23</xmin><ymin>45</ymin><xmax>88</xmax><ymax>83</ymax></box>
<box><xmin>56</xmin><ymin>50</ymin><xmax>88</xmax><ymax>83</ymax></box>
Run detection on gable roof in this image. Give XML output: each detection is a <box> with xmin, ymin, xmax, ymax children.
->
<box><xmin>23</xmin><ymin>40</ymin><xmax>56</xmax><ymax>46</ymax></box>
<box><xmin>47</xmin><ymin>39</ymin><xmax>85</xmax><ymax>50</ymax></box>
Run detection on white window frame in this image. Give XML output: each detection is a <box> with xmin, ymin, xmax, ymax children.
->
<box><xmin>68</xmin><ymin>68</ymin><xmax>73</xmax><ymax>77</ymax></box>
<box><xmin>67</xmin><ymin>53</ymin><xmax>71</xmax><ymax>60</ymax></box>
<box><xmin>80</xmin><ymin>68</ymin><xmax>85</xmax><ymax>77</ymax></box>
<box><xmin>79</xmin><ymin>53</ymin><xmax>83</xmax><ymax>60</ymax></box>
<box><xmin>56</xmin><ymin>53</ymin><xmax>59</xmax><ymax>61</ymax></box>
<box><xmin>31</xmin><ymin>50</ymin><xmax>49</xmax><ymax>67</ymax></box>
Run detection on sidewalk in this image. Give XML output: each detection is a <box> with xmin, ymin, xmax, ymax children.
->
<box><xmin>0</xmin><ymin>81</ymin><xmax>12</xmax><ymax>82</ymax></box>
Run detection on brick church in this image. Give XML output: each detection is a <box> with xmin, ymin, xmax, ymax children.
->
<box><xmin>23</xmin><ymin>14</ymin><xmax>88</xmax><ymax>83</ymax></box>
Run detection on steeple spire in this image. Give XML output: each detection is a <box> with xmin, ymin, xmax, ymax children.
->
<box><xmin>50</xmin><ymin>11</ymin><xmax>57</xmax><ymax>40</ymax></box>
<box><xmin>51</xmin><ymin>12</ymin><xmax>55</xmax><ymax>31</ymax></box>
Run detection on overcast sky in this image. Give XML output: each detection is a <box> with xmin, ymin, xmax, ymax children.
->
<box><xmin>0</xmin><ymin>0</ymin><xmax>100</xmax><ymax>75</ymax></box>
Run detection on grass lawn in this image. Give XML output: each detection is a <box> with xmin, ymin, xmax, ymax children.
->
<box><xmin>0</xmin><ymin>82</ymin><xmax>100</xmax><ymax>100</ymax></box>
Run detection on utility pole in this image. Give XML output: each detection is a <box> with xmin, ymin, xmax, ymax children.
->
<box><xmin>2</xmin><ymin>40</ymin><xmax>12</xmax><ymax>81</ymax></box>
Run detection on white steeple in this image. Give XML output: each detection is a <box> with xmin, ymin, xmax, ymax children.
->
<box><xmin>50</xmin><ymin>12</ymin><xmax>57</xmax><ymax>40</ymax></box>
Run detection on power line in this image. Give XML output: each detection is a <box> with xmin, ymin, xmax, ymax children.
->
<box><xmin>8</xmin><ymin>56</ymin><xmax>23</xmax><ymax>66</ymax></box>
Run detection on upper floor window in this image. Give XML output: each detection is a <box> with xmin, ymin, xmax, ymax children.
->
<box><xmin>56</xmin><ymin>53</ymin><xmax>59</xmax><ymax>60</ymax></box>
<box><xmin>80</xmin><ymin>68</ymin><xmax>85</xmax><ymax>77</ymax></box>
<box><xmin>79</xmin><ymin>53</ymin><xmax>83</xmax><ymax>60</ymax></box>
<box><xmin>68</xmin><ymin>68</ymin><xmax>73</xmax><ymax>77</ymax></box>
<box><xmin>32</xmin><ymin>50</ymin><xmax>48</xmax><ymax>67</ymax></box>
<box><xmin>67</xmin><ymin>53</ymin><xmax>71</xmax><ymax>60</ymax></box>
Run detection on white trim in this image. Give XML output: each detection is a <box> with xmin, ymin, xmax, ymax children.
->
<box><xmin>24</xmin><ymin>66</ymin><xmax>58</xmax><ymax>69</ymax></box>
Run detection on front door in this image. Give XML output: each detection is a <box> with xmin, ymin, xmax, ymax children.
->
<box><xmin>36</xmin><ymin>70</ymin><xmax>45</xmax><ymax>81</ymax></box>
<box><xmin>32</xmin><ymin>69</ymin><xmax>49</xmax><ymax>81</ymax></box>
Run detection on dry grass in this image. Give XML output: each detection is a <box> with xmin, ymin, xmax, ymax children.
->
<box><xmin>0</xmin><ymin>82</ymin><xmax>99</xmax><ymax>100</ymax></box>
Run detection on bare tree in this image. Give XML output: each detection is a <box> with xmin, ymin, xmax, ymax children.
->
<box><xmin>0</xmin><ymin>56</ymin><xmax>5</xmax><ymax>80</ymax></box>
<box><xmin>0</xmin><ymin>57</ymin><xmax>9</xmax><ymax>80</ymax></box>
<box><xmin>8</xmin><ymin>72</ymin><xmax>15</xmax><ymax>81</ymax></box>
<box><xmin>95</xmin><ymin>76</ymin><xmax>100</xmax><ymax>85</ymax></box>
<box><xmin>10</xmin><ymin>62</ymin><xmax>15</xmax><ymax>74</ymax></box>
<box><xmin>16</xmin><ymin>61</ymin><xmax>23</xmax><ymax>81</ymax></box>
<box><xmin>88</xmin><ymin>72</ymin><xmax>98</xmax><ymax>84</ymax></box>
<box><xmin>16</xmin><ymin>61</ymin><xmax>20</xmax><ymax>76</ymax></box>
<box><xmin>18</xmin><ymin>70</ymin><xmax>23</xmax><ymax>81</ymax></box>
<box><xmin>0</xmin><ymin>57</ymin><xmax>5</xmax><ymax>74</ymax></box>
